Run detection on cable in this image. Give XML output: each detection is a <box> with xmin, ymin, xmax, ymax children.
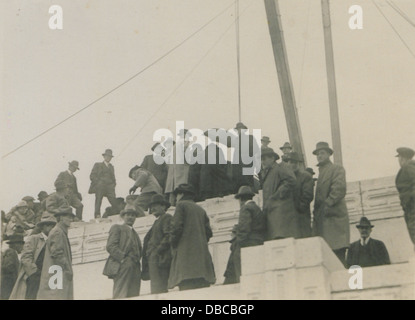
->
<box><xmin>387</xmin><ymin>0</ymin><xmax>415</xmax><ymax>28</ymax></box>
<box><xmin>118</xmin><ymin>0</ymin><xmax>255</xmax><ymax>157</ymax></box>
<box><xmin>372</xmin><ymin>0</ymin><xmax>415</xmax><ymax>59</ymax></box>
<box><xmin>1</xmin><ymin>0</ymin><xmax>237</xmax><ymax>160</ymax></box>
<box><xmin>235</xmin><ymin>0</ymin><xmax>242</xmax><ymax>122</ymax></box>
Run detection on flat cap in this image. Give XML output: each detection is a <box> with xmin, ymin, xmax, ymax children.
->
<box><xmin>396</xmin><ymin>147</ymin><xmax>415</xmax><ymax>159</ymax></box>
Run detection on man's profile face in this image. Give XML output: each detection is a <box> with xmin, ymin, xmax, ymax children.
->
<box><xmin>122</xmin><ymin>212</ymin><xmax>136</xmax><ymax>226</ymax></box>
<box><xmin>316</xmin><ymin>150</ymin><xmax>330</xmax><ymax>164</ymax></box>
<box><xmin>103</xmin><ymin>155</ymin><xmax>112</xmax><ymax>163</ymax></box>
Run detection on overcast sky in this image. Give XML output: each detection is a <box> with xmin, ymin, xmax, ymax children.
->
<box><xmin>1</xmin><ymin>0</ymin><xmax>415</xmax><ymax>221</ymax></box>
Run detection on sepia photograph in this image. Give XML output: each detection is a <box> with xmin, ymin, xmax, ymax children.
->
<box><xmin>1</xmin><ymin>0</ymin><xmax>415</xmax><ymax>302</ymax></box>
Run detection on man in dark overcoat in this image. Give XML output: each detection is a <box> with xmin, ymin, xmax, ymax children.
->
<box><xmin>37</xmin><ymin>206</ymin><xmax>75</xmax><ymax>300</ymax></box>
<box><xmin>223</xmin><ymin>186</ymin><xmax>266</xmax><ymax>284</ymax></box>
<box><xmin>168</xmin><ymin>184</ymin><xmax>216</xmax><ymax>291</ymax></box>
<box><xmin>55</xmin><ymin>160</ymin><xmax>83</xmax><ymax>221</ymax></box>
<box><xmin>103</xmin><ymin>207</ymin><xmax>142</xmax><ymax>299</ymax></box>
<box><xmin>261</xmin><ymin>147</ymin><xmax>298</xmax><ymax>240</ymax></box>
<box><xmin>395</xmin><ymin>147</ymin><xmax>415</xmax><ymax>247</ymax></box>
<box><xmin>286</xmin><ymin>152</ymin><xmax>314</xmax><ymax>238</ymax></box>
<box><xmin>1</xmin><ymin>234</ymin><xmax>24</xmax><ymax>300</ymax></box>
<box><xmin>145</xmin><ymin>194</ymin><xmax>172</xmax><ymax>294</ymax></box>
<box><xmin>89</xmin><ymin>149</ymin><xmax>118</xmax><ymax>218</ymax></box>
<box><xmin>312</xmin><ymin>141</ymin><xmax>350</xmax><ymax>267</ymax></box>
<box><xmin>346</xmin><ymin>217</ymin><xmax>390</xmax><ymax>268</ymax></box>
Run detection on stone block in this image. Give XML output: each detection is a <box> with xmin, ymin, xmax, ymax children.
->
<box><xmin>263</xmin><ymin>269</ymin><xmax>297</xmax><ymax>300</ymax></box>
<box><xmin>295</xmin><ymin>237</ymin><xmax>344</xmax><ymax>272</ymax></box>
<box><xmin>264</xmin><ymin>238</ymin><xmax>296</xmax><ymax>271</ymax></box>
<box><xmin>241</xmin><ymin>244</ymin><xmax>266</xmax><ymax>275</ymax></box>
<box><xmin>82</xmin><ymin>221</ymin><xmax>113</xmax><ymax>263</ymax></box>
<box><xmin>295</xmin><ymin>266</ymin><xmax>331</xmax><ymax>300</ymax></box>
<box><xmin>68</xmin><ymin>225</ymin><xmax>85</xmax><ymax>265</ymax></box>
<box><xmin>240</xmin><ymin>273</ymin><xmax>265</xmax><ymax>300</ymax></box>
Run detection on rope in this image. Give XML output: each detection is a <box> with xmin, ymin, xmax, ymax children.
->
<box><xmin>387</xmin><ymin>0</ymin><xmax>415</xmax><ymax>28</ymax></box>
<box><xmin>1</xmin><ymin>1</ymin><xmax>237</xmax><ymax>159</ymax></box>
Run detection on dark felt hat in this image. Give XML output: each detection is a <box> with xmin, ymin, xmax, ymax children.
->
<box><xmin>37</xmin><ymin>191</ymin><xmax>48</xmax><ymax>200</ymax></box>
<box><xmin>36</xmin><ymin>212</ymin><xmax>57</xmax><ymax>227</ymax></box>
<box><xmin>356</xmin><ymin>216</ymin><xmax>374</xmax><ymax>228</ymax></box>
<box><xmin>235</xmin><ymin>122</ymin><xmax>248</xmax><ymax>130</ymax></box>
<box><xmin>102</xmin><ymin>149</ymin><xmax>114</xmax><ymax>157</ymax></box>
<box><xmin>280</xmin><ymin>142</ymin><xmax>292</xmax><ymax>150</ymax></box>
<box><xmin>261</xmin><ymin>136</ymin><xmax>271</xmax><ymax>143</ymax></box>
<box><xmin>120</xmin><ymin>205</ymin><xmax>140</xmax><ymax>217</ymax></box>
<box><xmin>129</xmin><ymin>165</ymin><xmax>140</xmax><ymax>179</ymax></box>
<box><xmin>235</xmin><ymin>186</ymin><xmax>255</xmax><ymax>199</ymax></box>
<box><xmin>396</xmin><ymin>147</ymin><xmax>415</xmax><ymax>159</ymax></box>
<box><xmin>261</xmin><ymin>147</ymin><xmax>280</xmax><ymax>161</ymax></box>
<box><xmin>68</xmin><ymin>160</ymin><xmax>80</xmax><ymax>170</ymax></box>
<box><xmin>22</xmin><ymin>196</ymin><xmax>35</xmax><ymax>202</ymax></box>
<box><xmin>6</xmin><ymin>234</ymin><xmax>25</xmax><ymax>245</ymax></box>
<box><xmin>173</xmin><ymin>184</ymin><xmax>196</xmax><ymax>196</ymax></box>
<box><xmin>305</xmin><ymin>167</ymin><xmax>316</xmax><ymax>176</ymax></box>
<box><xmin>312</xmin><ymin>141</ymin><xmax>333</xmax><ymax>155</ymax></box>
<box><xmin>149</xmin><ymin>194</ymin><xmax>171</xmax><ymax>209</ymax></box>
<box><xmin>284</xmin><ymin>151</ymin><xmax>303</xmax><ymax>163</ymax></box>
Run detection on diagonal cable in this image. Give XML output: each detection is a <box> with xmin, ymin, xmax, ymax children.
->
<box><xmin>2</xmin><ymin>1</ymin><xmax>237</xmax><ymax>159</ymax></box>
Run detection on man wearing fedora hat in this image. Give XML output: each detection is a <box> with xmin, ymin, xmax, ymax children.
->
<box><xmin>168</xmin><ymin>184</ymin><xmax>216</xmax><ymax>291</ymax></box>
<box><xmin>346</xmin><ymin>217</ymin><xmax>390</xmax><ymax>268</ymax></box>
<box><xmin>223</xmin><ymin>186</ymin><xmax>266</xmax><ymax>284</ymax></box>
<box><xmin>32</xmin><ymin>192</ymin><xmax>49</xmax><ymax>224</ymax></box>
<box><xmin>103</xmin><ymin>207</ymin><xmax>142</xmax><ymax>299</ymax></box>
<box><xmin>261</xmin><ymin>136</ymin><xmax>271</xmax><ymax>149</ymax></box>
<box><xmin>395</xmin><ymin>147</ymin><xmax>415</xmax><ymax>247</ymax></box>
<box><xmin>261</xmin><ymin>147</ymin><xmax>299</xmax><ymax>240</ymax></box>
<box><xmin>1</xmin><ymin>234</ymin><xmax>24</xmax><ymax>299</ymax></box>
<box><xmin>37</xmin><ymin>206</ymin><xmax>75</xmax><ymax>300</ymax></box>
<box><xmin>140</xmin><ymin>142</ymin><xmax>168</xmax><ymax>192</ymax></box>
<box><xmin>286</xmin><ymin>152</ymin><xmax>314</xmax><ymax>238</ymax></box>
<box><xmin>55</xmin><ymin>160</ymin><xmax>84</xmax><ymax>221</ymax></box>
<box><xmin>89</xmin><ymin>149</ymin><xmax>118</xmax><ymax>218</ymax></box>
<box><xmin>5</xmin><ymin>200</ymin><xmax>35</xmax><ymax>237</ymax></box>
<box><xmin>128</xmin><ymin>165</ymin><xmax>163</xmax><ymax>213</ymax></box>
<box><xmin>143</xmin><ymin>194</ymin><xmax>173</xmax><ymax>294</ymax></box>
<box><xmin>280</xmin><ymin>142</ymin><xmax>292</xmax><ymax>163</ymax></box>
<box><xmin>312</xmin><ymin>141</ymin><xmax>350</xmax><ymax>266</ymax></box>
<box><xmin>10</xmin><ymin>213</ymin><xmax>57</xmax><ymax>300</ymax></box>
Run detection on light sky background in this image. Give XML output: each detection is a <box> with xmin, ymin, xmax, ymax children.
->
<box><xmin>1</xmin><ymin>0</ymin><xmax>415</xmax><ymax>221</ymax></box>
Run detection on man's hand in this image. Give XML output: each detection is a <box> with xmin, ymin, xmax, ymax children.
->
<box><xmin>129</xmin><ymin>186</ymin><xmax>138</xmax><ymax>195</ymax></box>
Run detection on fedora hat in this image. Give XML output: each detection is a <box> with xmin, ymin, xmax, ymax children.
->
<box><xmin>261</xmin><ymin>136</ymin><xmax>271</xmax><ymax>143</ymax></box>
<box><xmin>280</xmin><ymin>142</ymin><xmax>292</xmax><ymax>150</ymax></box>
<box><xmin>54</xmin><ymin>180</ymin><xmax>68</xmax><ymax>190</ymax></box>
<box><xmin>312</xmin><ymin>141</ymin><xmax>333</xmax><ymax>155</ymax></box>
<box><xmin>234</xmin><ymin>122</ymin><xmax>248</xmax><ymax>130</ymax></box>
<box><xmin>396</xmin><ymin>147</ymin><xmax>415</xmax><ymax>159</ymax></box>
<box><xmin>120</xmin><ymin>205</ymin><xmax>140</xmax><ymax>217</ymax></box>
<box><xmin>305</xmin><ymin>167</ymin><xmax>316</xmax><ymax>176</ymax></box>
<box><xmin>22</xmin><ymin>196</ymin><xmax>35</xmax><ymax>202</ymax></box>
<box><xmin>261</xmin><ymin>147</ymin><xmax>280</xmax><ymax>161</ymax></box>
<box><xmin>68</xmin><ymin>160</ymin><xmax>80</xmax><ymax>170</ymax></box>
<box><xmin>173</xmin><ymin>184</ymin><xmax>196</xmax><ymax>196</ymax></box>
<box><xmin>149</xmin><ymin>194</ymin><xmax>171</xmax><ymax>210</ymax></box>
<box><xmin>129</xmin><ymin>165</ymin><xmax>141</xmax><ymax>179</ymax></box>
<box><xmin>235</xmin><ymin>186</ymin><xmax>255</xmax><ymax>199</ymax></box>
<box><xmin>356</xmin><ymin>216</ymin><xmax>374</xmax><ymax>229</ymax></box>
<box><xmin>54</xmin><ymin>206</ymin><xmax>75</xmax><ymax>218</ymax></box>
<box><xmin>6</xmin><ymin>234</ymin><xmax>25</xmax><ymax>245</ymax></box>
<box><xmin>16</xmin><ymin>200</ymin><xmax>28</xmax><ymax>208</ymax></box>
<box><xmin>37</xmin><ymin>191</ymin><xmax>48</xmax><ymax>200</ymax></box>
<box><xmin>37</xmin><ymin>212</ymin><xmax>57</xmax><ymax>228</ymax></box>
<box><xmin>102</xmin><ymin>149</ymin><xmax>114</xmax><ymax>157</ymax></box>
<box><xmin>284</xmin><ymin>152</ymin><xmax>303</xmax><ymax>163</ymax></box>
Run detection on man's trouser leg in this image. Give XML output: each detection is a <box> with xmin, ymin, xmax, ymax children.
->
<box><xmin>113</xmin><ymin>258</ymin><xmax>141</xmax><ymax>299</ymax></box>
<box><xmin>134</xmin><ymin>192</ymin><xmax>155</xmax><ymax>214</ymax></box>
<box><xmin>149</xmin><ymin>254</ymin><xmax>169</xmax><ymax>294</ymax></box>
<box><xmin>69</xmin><ymin>195</ymin><xmax>83</xmax><ymax>220</ymax></box>
<box><xmin>94</xmin><ymin>190</ymin><xmax>105</xmax><ymax>218</ymax></box>
<box><xmin>106</xmin><ymin>188</ymin><xmax>118</xmax><ymax>213</ymax></box>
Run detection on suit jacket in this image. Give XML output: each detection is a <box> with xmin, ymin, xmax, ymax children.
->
<box><xmin>236</xmin><ymin>200</ymin><xmax>266</xmax><ymax>247</ymax></box>
<box><xmin>103</xmin><ymin>224</ymin><xmax>142</xmax><ymax>279</ymax></box>
<box><xmin>37</xmin><ymin>223</ymin><xmax>73</xmax><ymax>300</ymax></box>
<box><xmin>346</xmin><ymin>238</ymin><xmax>390</xmax><ymax>268</ymax></box>
<box><xmin>89</xmin><ymin>162</ymin><xmax>116</xmax><ymax>194</ymax></box>
<box><xmin>146</xmin><ymin>213</ymin><xmax>173</xmax><ymax>268</ymax></box>
<box><xmin>395</xmin><ymin>160</ymin><xmax>415</xmax><ymax>211</ymax></box>
<box><xmin>56</xmin><ymin>171</ymin><xmax>79</xmax><ymax>196</ymax></box>
<box><xmin>10</xmin><ymin>233</ymin><xmax>47</xmax><ymax>299</ymax></box>
<box><xmin>313</xmin><ymin>160</ymin><xmax>350</xmax><ymax>250</ymax></box>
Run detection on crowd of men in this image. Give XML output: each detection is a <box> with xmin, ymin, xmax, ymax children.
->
<box><xmin>1</xmin><ymin>121</ymin><xmax>415</xmax><ymax>299</ymax></box>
